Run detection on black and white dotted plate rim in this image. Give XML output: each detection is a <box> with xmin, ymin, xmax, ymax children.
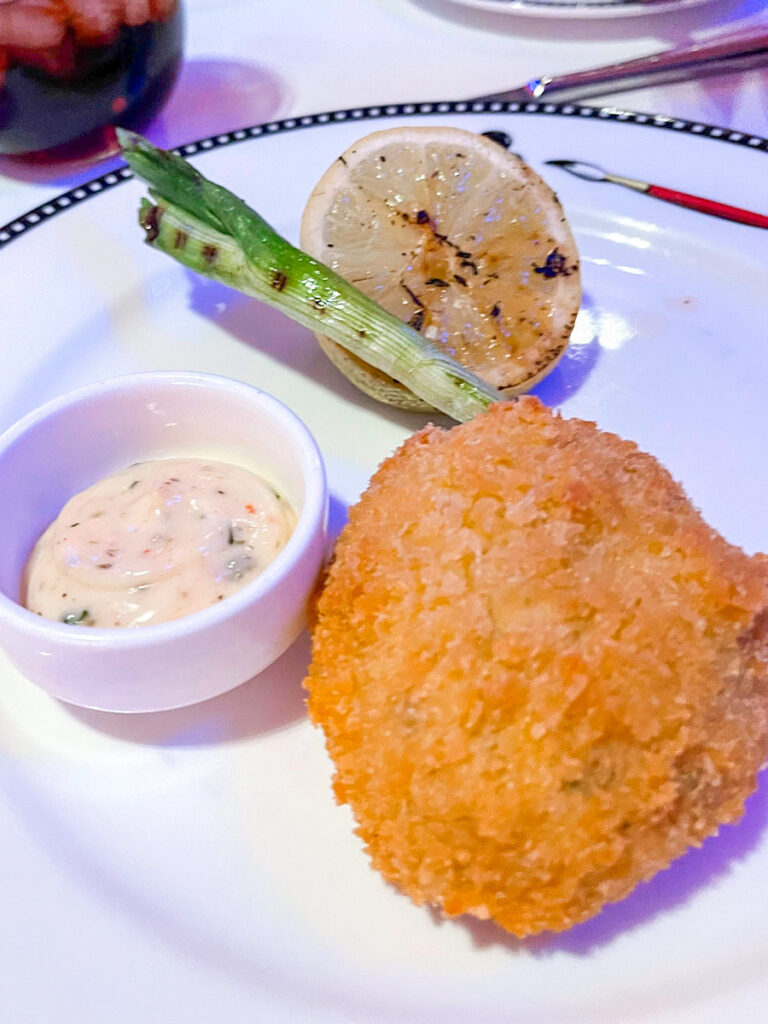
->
<box><xmin>1</xmin><ymin>100</ymin><xmax>766</xmax><ymax>250</ymax></box>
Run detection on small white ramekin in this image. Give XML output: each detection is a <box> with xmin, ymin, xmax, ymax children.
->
<box><xmin>0</xmin><ymin>371</ymin><xmax>328</xmax><ymax>713</ymax></box>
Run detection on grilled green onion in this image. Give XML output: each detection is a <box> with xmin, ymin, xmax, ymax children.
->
<box><xmin>117</xmin><ymin>129</ymin><xmax>502</xmax><ymax>422</ymax></box>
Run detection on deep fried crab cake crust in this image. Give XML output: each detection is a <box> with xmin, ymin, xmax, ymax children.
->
<box><xmin>305</xmin><ymin>398</ymin><xmax>768</xmax><ymax>937</ymax></box>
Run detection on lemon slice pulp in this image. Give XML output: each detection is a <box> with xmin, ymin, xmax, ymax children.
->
<box><xmin>301</xmin><ymin>126</ymin><xmax>582</xmax><ymax>411</ymax></box>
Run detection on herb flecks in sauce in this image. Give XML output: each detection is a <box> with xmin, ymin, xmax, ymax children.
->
<box><xmin>24</xmin><ymin>459</ymin><xmax>295</xmax><ymax>629</ymax></box>
<box><xmin>61</xmin><ymin>609</ymin><xmax>93</xmax><ymax>626</ymax></box>
<box><xmin>225</xmin><ymin>554</ymin><xmax>255</xmax><ymax>580</ymax></box>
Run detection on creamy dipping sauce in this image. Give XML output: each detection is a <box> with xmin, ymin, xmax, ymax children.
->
<box><xmin>24</xmin><ymin>458</ymin><xmax>296</xmax><ymax>628</ymax></box>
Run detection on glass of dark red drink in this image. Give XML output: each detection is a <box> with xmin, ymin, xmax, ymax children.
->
<box><xmin>0</xmin><ymin>0</ymin><xmax>183</xmax><ymax>161</ymax></box>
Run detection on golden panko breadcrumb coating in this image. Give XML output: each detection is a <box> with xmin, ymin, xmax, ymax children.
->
<box><xmin>305</xmin><ymin>398</ymin><xmax>768</xmax><ymax>937</ymax></box>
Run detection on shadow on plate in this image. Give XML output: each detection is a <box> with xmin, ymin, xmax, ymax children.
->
<box><xmin>0</xmin><ymin>57</ymin><xmax>288</xmax><ymax>189</ymax></box>
<box><xmin>186</xmin><ymin>272</ymin><xmax>446</xmax><ymax>431</ymax></box>
<box><xmin>532</xmin><ymin>291</ymin><xmax>600</xmax><ymax>406</ymax></box>
<box><xmin>444</xmin><ymin>772</ymin><xmax>768</xmax><ymax>956</ymax></box>
<box><xmin>64</xmin><ymin>492</ymin><xmax>348</xmax><ymax>747</ymax></box>
<box><xmin>186</xmin><ymin>270</ymin><xmax>598</xmax><ymax>424</ymax></box>
<box><xmin>66</xmin><ymin>630</ymin><xmax>311</xmax><ymax>745</ymax></box>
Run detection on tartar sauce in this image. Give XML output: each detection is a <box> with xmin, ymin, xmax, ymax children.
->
<box><xmin>24</xmin><ymin>458</ymin><xmax>296</xmax><ymax>628</ymax></box>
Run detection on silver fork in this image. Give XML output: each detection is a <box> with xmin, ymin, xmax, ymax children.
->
<box><xmin>470</xmin><ymin>29</ymin><xmax>768</xmax><ymax>105</ymax></box>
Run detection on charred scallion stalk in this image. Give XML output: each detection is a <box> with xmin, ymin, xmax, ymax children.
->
<box><xmin>117</xmin><ymin>129</ymin><xmax>502</xmax><ymax>422</ymax></box>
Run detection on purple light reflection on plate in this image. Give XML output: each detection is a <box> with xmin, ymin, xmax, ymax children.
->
<box><xmin>552</xmin><ymin>773</ymin><xmax>768</xmax><ymax>956</ymax></box>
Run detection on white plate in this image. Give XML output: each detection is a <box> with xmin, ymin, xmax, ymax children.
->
<box><xmin>1</xmin><ymin>103</ymin><xmax>767</xmax><ymax>1024</ymax></box>
<box><xmin>440</xmin><ymin>0</ymin><xmax>714</xmax><ymax>18</ymax></box>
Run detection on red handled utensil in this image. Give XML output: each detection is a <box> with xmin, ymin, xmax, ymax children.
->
<box><xmin>544</xmin><ymin>159</ymin><xmax>768</xmax><ymax>230</ymax></box>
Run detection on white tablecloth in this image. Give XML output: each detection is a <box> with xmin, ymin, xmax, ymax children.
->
<box><xmin>0</xmin><ymin>0</ymin><xmax>766</xmax><ymax>225</ymax></box>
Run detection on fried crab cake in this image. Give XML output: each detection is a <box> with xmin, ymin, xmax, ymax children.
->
<box><xmin>305</xmin><ymin>398</ymin><xmax>768</xmax><ymax>937</ymax></box>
